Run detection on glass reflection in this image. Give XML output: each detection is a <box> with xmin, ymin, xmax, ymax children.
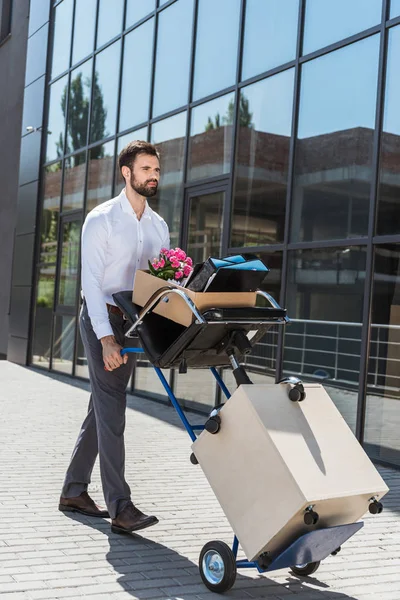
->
<box><xmin>365</xmin><ymin>245</ymin><xmax>400</xmax><ymax>466</ymax></box>
<box><xmin>58</xmin><ymin>219</ymin><xmax>81</xmax><ymax>306</ymax></box>
<box><xmin>152</xmin><ymin>0</ymin><xmax>194</xmax><ymax>116</ymax></box>
<box><xmin>87</xmin><ymin>141</ymin><xmax>115</xmax><ymax>212</ymax></box>
<box><xmin>188</xmin><ymin>93</ymin><xmax>234</xmax><ymax>181</ymax></box>
<box><xmin>231</xmin><ymin>69</ymin><xmax>295</xmax><ymax>246</ymax></box>
<box><xmin>377</xmin><ymin>26</ymin><xmax>400</xmax><ymax>235</ymax></box>
<box><xmin>246</xmin><ymin>251</ymin><xmax>282</xmax><ymax>378</ymax></box>
<box><xmin>151</xmin><ymin>112</ymin><xmax>186</xmax><ymax>247</ymax></box>
<box><xmin>97</xmin><ymin>0</ymin><xmax>124</xmax><ymax>48</ymax></box>
<box><xmin>283</xmin><ymin>247</ymin><xmax>367</xmax><ymax>431</ymax></box>
<box><xmin>52</xmin><ymin>315</ymin><xmax>76</xmax><ymax>374</ymax></box>
<box><xmin>90</xmin><ymin>41</ymin><xmax>121</xmax><ymax>143</ymax></box>
<box><xmin>46</xmin><ymin>75</ymin><xmax>68</xmax><ymax>162</ymax></box>
<box><xmin>72</xmin><ymin>0</ymin><xmax>97</xmax><ymax>66</ymax></box>
<box><xmin>119</xmin><ymin>19</ymin><xmax>154</xmax><ymax>132</ymax></box>
<box><xmin>31</xmin><ymin>267</ymin><xmax>54</xmax><ymax>367</ymax></box>
<box><xmin>390</xmin><ymin>0</ymin><xmax>400</xmax><ymax>17</ymax></box>
<box><xmin>303</xmin><ymin>0</ymin><xmax>382</xmax><ymax>55</ymax></box>
<box><xmin>193</xmin><ymin>0</ymin><xmax>240</xmax><ymax>100</ymax></box>
<box><xmin>187</xmin><ymin>191</ymin><xmax>224</xmax><ymax>264</ymax></box>
<box><xmin>32</xmin><ymin>164</ymin><xmax>62</xmax><ymax>366</ymax></box>
<box><xmin>125</xmin><ymin>0</ymin><xmax>155</xmax><ymax>28</ymax></box>
<box><xmin>292</xmin><ymin>36</ymin><xmax>379</xmax><ymax>243</ymax></box>
<box><xmin>66</xmin><ymin>59</ymin><xmax>92</xmax><ymax>154</ymax></box>
<box><xmin>63</xmin><ymin>152</ymin><xmax>86</xmax><ymax>211</ymax></box>
<box><xmin>242</xmin><ymin>0</ymin><xmax>299</xmax><ymax>81</ymax></box>
<box><xmin>115</xmin><ymin>127</ymin><xmax>148</xmax><ymax>195</ymax></box>
<box><xmin>51</xmin><ymin>0</ymin><xmax>73</xmax><ymax>78</ymax></box>
<box><xmin>175</xmin><ymin>369</ymin><xmax>216</xmax><ymax>411</ymax></box>
<box><xmin>75</xmin><ymin>326</ymin><xmax>89</xmax><ymax>378</ymax></box>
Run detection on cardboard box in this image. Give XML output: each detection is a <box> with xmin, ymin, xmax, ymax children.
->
<box><xmin>132</xmin><ymin>269</ymin><xmax>256</xmax><ymax>327</ymax></box>
<box><xmin>192</xmin><ymin>383</ymin><xmax>389</xmax><ymax>562</ymax></box>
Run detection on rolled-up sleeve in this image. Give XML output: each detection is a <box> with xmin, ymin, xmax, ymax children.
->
<box><xmin>81</xmin><ymin>211</ymin><xmax>113</xmax><ymax>340</ymax></box>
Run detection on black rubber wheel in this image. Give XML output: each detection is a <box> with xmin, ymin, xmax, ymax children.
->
<box><xmin>199</xmin><ymin>540</ymin><xmax>237</xmax><ymax>593</ymax></box>
<box><xmin>290</xmin><ymin>561</ymin><xmax>320</xmax><ymax>577</ymax></box>
<box><xmin>205</xmin><ymin>416</ymin><xmax>221</xmax><ymax>434</ymax></box>
<box><xmin>369</xmin><ymin>501</ymin><xmax>383</xmax><ymax>514</ymax></box>
<box><xmin>289</xmin><ymin>387</ymin><xmax>302</xmax><ymax>402</ymax></box>
<box><xmin>304</xmin><ymin>510</ymin><xmax>319</xmax><ymax>526</ymax></box>
<box><xmin>190</xmin><ymin>452</ymin><xmax>198</xmax><ymax>465</ymax></box>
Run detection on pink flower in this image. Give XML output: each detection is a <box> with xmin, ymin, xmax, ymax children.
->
<box><xmin>175</xmin><ymin>270</ymin><xmax>184</xmax><ymax>280</ymax></box>
<box><xmin>183</xmin><ymin>265</ymin><xmax>192</xmax><ymax>277</ymax></box>
<box><xmin>160</xmin><ymin>248</ymin><xmax>168</xmax><ymax>255</ymax></box>
<box><xmin>185</xmin><ymin>257</ymin><xmax>193</xmax><ymax>266</ymax></box>
<box><xmin>166</xmin><ymin>250</ymin><xmax>175</xmax><ymax>259</ymax></box>
<box><xmin>170</xmin><ymin>258</ymin><xmax>180</xmax><ymax>268</ymax></box>
<box><xmin>159</xmin><ymin>258</ymin><xmax>165</xmax><ymax>268</ymax></box>
<box><xmin>176</xmin><ymin>249</ymin><xmax>186</xmax><ymax>261</ymax></box>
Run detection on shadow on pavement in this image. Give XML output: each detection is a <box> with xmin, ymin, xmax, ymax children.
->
<box><xmin>61</xmin><ymin>511</ymin><xmax>360</xmax><ymax>600</ymax></box>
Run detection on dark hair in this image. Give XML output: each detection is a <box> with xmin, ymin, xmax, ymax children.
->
<box><xmin>118</xmin><ymin>140</ymin><xmax>160</xmax><ymax>174</ymax></box>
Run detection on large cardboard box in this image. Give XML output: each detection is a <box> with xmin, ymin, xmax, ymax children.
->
<box><xmin>192</xmin><ymin>383</ymin><xmax>389</xmax><ymax>562</ymax></box>
<box><xmin>132</xmin><ymin>269</ymin><xmax>257</xmax><ymax>327</ymax></box>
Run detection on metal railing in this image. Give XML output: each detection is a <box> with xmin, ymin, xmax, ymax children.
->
<box><xmin>245</xmin><ymin>319</ymin><xmax>400</xmax><ymax>399</ymax></box>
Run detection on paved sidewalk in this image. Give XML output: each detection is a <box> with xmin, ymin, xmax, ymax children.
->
<box><xmin>0</xmin><ymin>361</ymin><xmax>399</xmax><ymax>600</ymax></box>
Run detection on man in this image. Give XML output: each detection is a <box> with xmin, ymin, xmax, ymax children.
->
<box><xmin>59</xmin><ymin>141</ymin><xmax>169</xmax><ymax>535</ymax></box>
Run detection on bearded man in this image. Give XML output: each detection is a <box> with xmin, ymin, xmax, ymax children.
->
<box><xmin>59</xmin><ymin>141</ymin><xmax>169</xmax><ymax>535</ymax></box>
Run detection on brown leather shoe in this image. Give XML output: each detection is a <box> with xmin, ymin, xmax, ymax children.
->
<box><xmin>111</xmin><ymin>503</ymin><xmax>158</xmax><ymax>535</ymax></box>
<box><xmin>59</xmin><ymin>491</ymin><xmax>109</xmax><ymax>518</ymax></box>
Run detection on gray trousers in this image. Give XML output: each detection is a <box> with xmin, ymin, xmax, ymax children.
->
<box><xmin>61</xmin><ymin>302</ymin><xmax>135</xmax><ymax>519</ymax></box>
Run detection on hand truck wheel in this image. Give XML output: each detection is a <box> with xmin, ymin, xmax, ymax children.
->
<box><xmin>199</xmin><ymin>540</ymin><xmax>237</xmax><ymax>593</ymax></box>
<box><xmin>205</xmin><ymin>415</ymin><xmax>221</xmax><ymax>434</ymax></box>
<box><xmin>290</xmin><ymin>561</ymin><xmax>320</xmax><ymax>577</ymax></box>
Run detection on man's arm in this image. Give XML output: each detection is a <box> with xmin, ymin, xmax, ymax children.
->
<box><xmin>81</xmin><ymin>212</ymin><xmax>126</xmax><ymax>371</ymax></box>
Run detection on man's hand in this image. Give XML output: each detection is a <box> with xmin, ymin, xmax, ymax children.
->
<box><xmin>100</xmin><ymin>335</ymin><xmax>128</xmax><ymax>371</ymax></box>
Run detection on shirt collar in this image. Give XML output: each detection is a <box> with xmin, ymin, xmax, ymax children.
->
<box><xmin>120</xmin><ymin>188</ymin><xmax>152</xmax><ymax>219</ymax></box>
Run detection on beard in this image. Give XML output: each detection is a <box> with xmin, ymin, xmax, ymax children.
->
<box><xmin>128</xmin><ymin>172</ymin><xmax>158</xmax><ymax>197</ymax></box>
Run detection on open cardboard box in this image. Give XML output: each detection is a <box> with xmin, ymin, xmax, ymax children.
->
<box><xmin>133</xmin><ymin>270</ymin><xmax>257</xmax><ymax>327</ymax></box>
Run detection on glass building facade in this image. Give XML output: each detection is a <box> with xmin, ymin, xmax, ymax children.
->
<box><xmin>24</xmin><ymin>0</ymin><xmax>400</xmax><ymax>468</ymax></box>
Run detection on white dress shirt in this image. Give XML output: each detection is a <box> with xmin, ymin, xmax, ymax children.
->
<box><xmin>81</xmin><ymin>189</ymin><xmax>170</xmax><ymax>340</ymax></box>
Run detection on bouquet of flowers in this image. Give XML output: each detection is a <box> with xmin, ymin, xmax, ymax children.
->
<box><xmin>148</xmin><ymin>247</ymin><xmax>194</xmax><ymax>285</ymax></box>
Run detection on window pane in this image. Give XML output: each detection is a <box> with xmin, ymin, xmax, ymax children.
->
<box><xmin>188</xmin><ymin>93</ymin><xmax>234</xmax><ymax>181</ymax></box>
<box><xmin>58</xmin><ymin>219</ymin><xmax>81</xmax><ymax>306</ymax></box>
<box><xmin>175</xmin><ymin>370</ymin><xmax>216</xmax><ymax>411</ymax></box>
<box><xmin>97</xmin><ymin>0</ymin><xmax>124</xmax><ymax>48</ymax></box>
<box><xmin>151</xmin><ymin>112</ymin><xmax>186</xmax><ymax>248</ymax></box>
<box><xmin>390</xmin><ymin>0</ymin><xmax>400</xmax><ymax>17</ymax></box>
<box><xmin>63</xmin><ymin>152</ymin><xmax>86</xmax><ymax>211</ymax></box>
<box><xmin>75</xmin><ymin>326</ymin><xmax>89</xmax><ymax>378</ymax></box>
<box><xmin>283</xmin><ymin>247</ymin><xmax>367</xmax><ymax>432</ymax></box>
<box><xmin>192</xmin><ymin>0</ymin><xmax>240</xmax><ymax>101</ymax></box>
<box><xmin>87</xmin><ymin>141</ymin><xmax>115</xmax><ymax>212</ymax></box>
<box><xmin>242</xmin><ymin>0</ymin><xmax>299</xmax><ymax>81</ymax></box>
<box><xmin>246</xmin><ymin>251</ymin><xmax>282</xmax><ymax>379</ymax></box>
<box><xmin>66</xmin><ymin>59</ymin><xmax>92</xmax><ymax>154</ymax></box>
<box><xmin>115</xmin><ymin>127</ymin><xmax>148</xmax><ymax>195</ymax></box>
<box><xmin>231</xmin><ymin>69</ymin><xmax>295</xmax><ymax>247</ymax></box>
<box><xmin>303</xmin><ymin>0</ymin><xmax>382</xmax><ymax>55</ymax></box>
<box><xmin>292</xmin><ymin>36</ymin><xmax>379</xmax><ymax>243</ymax></box>
<box><xmin>90</xmin><ymin>41</ymin><xmax>121</xmax><ymax>143</ymax></box>
<box><xmin>125</xmin><ymin>0</ymin><xmax>155</xmax><ymax>28</ymax></box>
<box><xmin>134</xmin><ymin>363</ymin><xmax>170</xmax><ymax>400</ymax></box>
<box><xmin>365</xmin><ymin>245</ymin><xmax>400</xmax><ymax>466</ymax></box>
<box><xmin>51</xmin><ymin>0</ymin><xmax>73</xmax><ymax>78</ymax></box>
<box><xmin>32</xmin><ymin>164</ymin><xmax>62</xmax><ymax>367</ymax></box>
<box><xmin>52</xmin><ymin>315</ymin><xmax>76</xmax><ymax>374</ymax></box>
<box><xmin>152</xmin><ymin>0</ymin><xmax>194</xmax><ymax>117</ymax></box>
<box><xmin>187</xmin><ymin>191</ymin><xmax>224</xmax><ymax>264</ymax></box>
<box><xmin>377</xmin><ymin>26</ymin><xmax>400</xmax><ymax>236</ymax></box>
<box><xmin>72</xmin><ymin>0</ymin><xmax>97</xmax><ymax>66</ymax></box>
<box><xmin>46</xmin><ymin>75</ymin><xmax>68</xmax><ymax>162</ymax></box>
<box><xmin>119</xmin><ymin>19</ymin><xmax>154</xmax><ymax>132</ymax></box>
